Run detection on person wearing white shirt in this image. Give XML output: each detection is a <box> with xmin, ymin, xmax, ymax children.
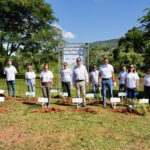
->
<box><xmin>40</xmin><ymin>63</ymin><xmax>53</xmax><ymax>108</ymax></box>
<box><xmin>99</xmin><ymin>58</ymin><xmax>115</xmax><ymax>109</ymax></box>
<box><xmin>125</xmin><ymin>65</ymin><xmax>139</xmax><ymax>99</ymax></box>
<box><xmin>61</xmin><ymin>62</ymin><xmax>72</xmax><ymax>99</ymax></box>
<box><xmin>118</xmin><ymin>67</ymin><xmax>128</xmax><ymax>92</ymax></box>
<box><xmin>72</xmin><ymin>58</ymin><xmax>88</xmax><ymax>107</ymax></box>
<box><xmin>4</xmin><ymin>60</ymin><xmax>17</xmax><ymax>97</ymax></box>
<box><xmin>90</xmin><ymin>65</ymin><xmax>101</xmax><ymax>100</ymax></box>
<box><xmin>25</xmin><ymin>66</ymin><xmax>36</xmax><ymax>92</ymax></box>
<box><xmin>144</xmin><ymin>69</ymin><xmax>150</xmax><ymax>103</ymax></box>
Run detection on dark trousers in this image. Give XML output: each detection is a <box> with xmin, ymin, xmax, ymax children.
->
<box><xmin>62</xmin><ymin>81</ymin><xmax>71</xmax><ymax>98</ymax></box>
<box><xmin>145</xmin><ymin>86</ymin><xmax>150</xmax><ymax>103</ymax></box>
<box><xmin>119</xmin><ymin>84</ymin><xmax>126</xmax><ymax>92</ymax></box>
<box><xmin>127</xmin><ymin>88</ymin><xmax>136</xmax><ymax>99</ymax></box>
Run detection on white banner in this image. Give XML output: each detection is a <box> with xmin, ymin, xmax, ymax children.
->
<box><xmin>63</xmin><ymin>47</ymin><xmax>85</xmax><ymax>69</ymax></box>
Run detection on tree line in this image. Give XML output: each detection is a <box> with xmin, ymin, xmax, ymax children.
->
<box><xmin>89</xmin><ymin>8</ymin><xmax>150</xmax><ymax>77</ymax></box>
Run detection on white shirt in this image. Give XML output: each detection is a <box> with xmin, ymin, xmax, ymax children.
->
<box><xmin>72</xmin><ymin>65</ymin><xmax>89</xmax><ymax>84</ymax></box>
<box><xmin>125</xmin><ymin>72</ymin><xmax>139</xmax><ymax>89</ymax></box>
<box><xmin>90</xmin><ymin>70</ymin><xmax>99</xmax><ymax>84</ymax></box>
<box><xmin>99</xmin><ymin>64</ymin><xmax>114</xmax><ymax>79</ymax></box>
<box><xmin>25</xmin><ymin>71</ymin><xmax>36</xmax><ymax>80</ymax></box>
<box><xmin>4</xmin><ymin>66</ymin><xmax>17</xmax><ymax>81</ymax></box>
<box><xmin>119</xmin><ymin>71</ymin><xmax>128</xmax><ymax>84</ymax></box>
<box><xmin>40</xmin><ymin>70</ymin><xmax>53</xmax><ymax>83</ymax></box>
<box><xmin>61</xmin><ymin>68</ymin><xmax>72</xmax><ymax>82</ymax></box>
<box><xmin>144</xmin><ymin>75</ymin><xmax>150</xmax><ymax>87</ymax></box>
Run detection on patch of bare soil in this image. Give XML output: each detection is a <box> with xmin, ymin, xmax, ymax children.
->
<box><xmin>32</xmin><ymin>107</ymin><xmax>65</xmax><ymax>114</ymax></box>
<box><xmin>109</xmin><ymin>108</ymin><xmax>139</xmax><ymax>115</ymax></box>
<box><xmin>3</xmin><ymin>94</ymin><xmax>38</xmax><ymax>103</ymax></box>
<box><xmin>73</xmin><ymin>107</ymin><xmax>99</xmax><ymax>114</ymax></box>
<box><xmin>56</xmin><ymin>99</ymin><xmax>72</xmax><ymax>105</ymax></box>
<box><xmin>51</xmin><ymin>95</ymin><xmax>61</xmax><ymax>98</ymax></box>
<box><xmin>0</xmin><ymin>107</ymin><xmax>15</xmax><ymax>113</ymax></box>
<box><xmin>147</xmin><ymin>108</ymin><xmax>150</xmax><ymax>113</ymax></box>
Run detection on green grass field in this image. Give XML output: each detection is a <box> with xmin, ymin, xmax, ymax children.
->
<box><xmin>0</xmin><ymin>78</ymin><xmax>150</xmax><ymax>150</ymax></box>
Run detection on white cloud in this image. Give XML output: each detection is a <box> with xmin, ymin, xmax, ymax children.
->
<box><xmin>52</xmin><ymin>24</ymin><xmax>76</xmax><ymax>40</ymax></box>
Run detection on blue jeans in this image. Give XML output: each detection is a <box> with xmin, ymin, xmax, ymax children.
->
<box><xmin>102</xmin><ymin>79</ymin><xmax>113</xmax><ymax>105</ymax></box>
<box><xmin>93</xmin><ymin>83</ymin><xmax>101</xmax><ymax>99</ymax></box>
<box><xmin>27</xmin><ymin>79</ymin><xmax>35</xmax><ymax>92</ymax></box>
<box><xmin>127</xmin><ymin>88</ymin><xmax>136</xmax><ymax>99</ymax></box>
<box><xmin>119</xmin><ymin>84</ymin><xmax>125</xmax><ymax>92</ymax></box>
<box><xmin>7</xmin><ymin>80</ymin><xmax>16</xmax><ymax>97</ymax></box>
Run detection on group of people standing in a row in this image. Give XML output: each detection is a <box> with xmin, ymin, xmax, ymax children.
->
<box><xmin>3</xmin><ymin>58</ymin><xmax>150</xmax><ymax>108</ymax></box>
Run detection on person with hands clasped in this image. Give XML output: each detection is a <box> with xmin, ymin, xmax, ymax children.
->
<box><xmin>40</xmin><ymin>63</ymin><xmax>53</xmax><ymax>108</ymax></box>
<box><xmin>25</xmin><ymin>66</ymin><xmax>36</xmax><ymax>92</ymax></box>
<box><xmin>61</xmin><ymin>62</ymin><xmax>72</xmax><ymax>99</ymax></box>
<box><xmin>72</xmin><ymin>58</ymin><xmax>88</xmax><ymax>107</ymax></box>
<box><xmin>118</xmin><ymin>66</ymin><xmax>127</xmax><ymax>92</ymax></box>
<box><xmin>125</xmin><ymin>65</ymin><xmax>139</xmax><ymax>100</ymax></box>
<box><xmin>90</xmin><ymin>65</ymin><xmax>101</xmax><ymax>100</ymax></box>
<box><xmin>98</xmin><ymin>58</ymin><xmax>115</xmax><ymax>109</ymax></box>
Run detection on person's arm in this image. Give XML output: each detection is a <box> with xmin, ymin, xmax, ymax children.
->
<box><xmin>85</xmin><ymin>67</ymin><xmax>89</xmax><ymax>86</ymax></box>
<box><xmin>98</xmin><ymin>72</ymin><xmax>102</xmax><ymax>87</ymax></box>
<box><xmin>40</xmin><ymin>78</ymin><xmax>42</xmax><ymax>88</ymax></box>
<box><xmin>51</xmin><ymin>78</ymin><xmax>53</xmax><ymax>89</ymax></box>
<box><xmin>112</xmin><ymin>72</ymin><xmax>115</xmax><ymax>82</ymax></box>
<box><xmin>72</xmin><ymin>70</ymin><xmax>76</xmax><ymax>88</ymax></box>
<box><xmin>136</xmin><ymin>80</ymin><xmax>139</xmax><ymax>90</ymax></box>
<box><xmin>26</xmin><ymin>79</ymin><xmax>28</xmax><ymax>86</ymax></box>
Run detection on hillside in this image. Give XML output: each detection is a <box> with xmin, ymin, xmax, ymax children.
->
<box><xmin>89</xmin><ymin>39</ymin><xmax>119</xmax><ymax>49</ymax></box>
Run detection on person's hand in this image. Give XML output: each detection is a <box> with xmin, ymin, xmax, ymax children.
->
<box><xmin>26</xmin><ymin>83</ymin><xmax>28</xmax><ymax>86</ymax></box>
<box><xmin>98</xmin><ymin>82</ymin><xmax>102</xmax><ymax>87</ymax></box>
<box><xmin>113</xmin><ymin>81</ymin><xmax>116</xmax><ymax>86</ymax></box>
<box><xmin>86</xmin><ymin>82</ymin><xmax>88</xmax><ymax>87</ymax></box>
<box><xmin>90</xmin><ymin>83</ymin><xmax>93</xmax><ymax>87</ymax></box>
<box><xmin>136</xmin><ymin>86</ymin><xmax>139</xmax><ymax>90</ymax></box>
<box><xmin>40</xmin><ymin>85</ymin><xmax>42</xmax><ymax>89</ymax></box>
<box><xmin>50</xmin><ymin>85</ymin><xmax>53</xmax><ymax>89</ymax></box>
<box><xmin>73</xmin><ymin>84</ymin><xmax>76</xmax><ymax>88</ymax></box>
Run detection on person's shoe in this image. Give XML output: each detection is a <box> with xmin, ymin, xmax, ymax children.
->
<box><xmin>47</xmin><ymin>103</ymin><xmax>50</xmax><ymax>108</ymax></box>
<box><xmin>110</xmin><ymin>105</ymin><xmax>114</xmax><ymax>109</ymax></box>
<box><xmin>94</xmin><ymin>97</ymin><xmax>97</xmax><ymax>100</ymax></box>
<box><xmin>103</xmin><ymin>105</ymin><xmax>106</xmax><ymax>109</ymax></box>
<box><xmin>82</xmin><ymin>104</ymin><xmax>86</xmax><ymax>108</ymax></box>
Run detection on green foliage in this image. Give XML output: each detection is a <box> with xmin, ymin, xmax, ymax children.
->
<box><xmin>89</xmin><ymin>46</ymin><xmax>113</xmax><ymax>71</ymax></box>
<box><xmin>0</xmin><ymin>0</ymin><xmax>61</xmax><ymax>74</ymax></box>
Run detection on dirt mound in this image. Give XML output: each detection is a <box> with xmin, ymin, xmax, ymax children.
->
<box><xmin>0</xmin><ymin>107</ymin><xmax>15</xmax><ymax>113</ymax></box>
<box><xmin>56</xmin><ymin>99</ymin><xmax>72</xmax><ymax>105</ymax></box>
<box><xmin>109</xmin><ymin>108</ymin><xmax>139</xmax><ymax>115</ymax></box>
<box><xmin>32</xmin><ymin>107</ymin><xmax>65</xmax><ymax>114</ymax></box>
<box><xmin>73</xmin><ymin>107</ymin><xmax>99</xmax><ymax>114</ymax></box>
<box><xmin>147</xmin><ymin>108</ymin><xmax>150</xmax><ymax>113</ymax></box>
<box><xmin>18</xmin><ymin>98</ymin><xmax>38</xmax><ymax>103</ymax></box>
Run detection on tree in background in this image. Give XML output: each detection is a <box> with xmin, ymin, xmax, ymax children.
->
<box><xmin>139</xmin><ymin>8</ymin><xmax>150</xmax><ymax>71</ymax></box>
<box><xmin>112</xmin><ymin>27</ymin><xmax>146</xmax><ymax>74</ymax></box>
<box><xmin>0</xmin><ymin>0</ymin><xmax>61</xmax><ymax>75</ymax></box>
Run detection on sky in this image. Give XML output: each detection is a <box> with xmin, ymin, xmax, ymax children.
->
<box><xmin>45</xmin><ymin>0</ymin><xmax>150</xmax><ymax>43</ymax></box>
